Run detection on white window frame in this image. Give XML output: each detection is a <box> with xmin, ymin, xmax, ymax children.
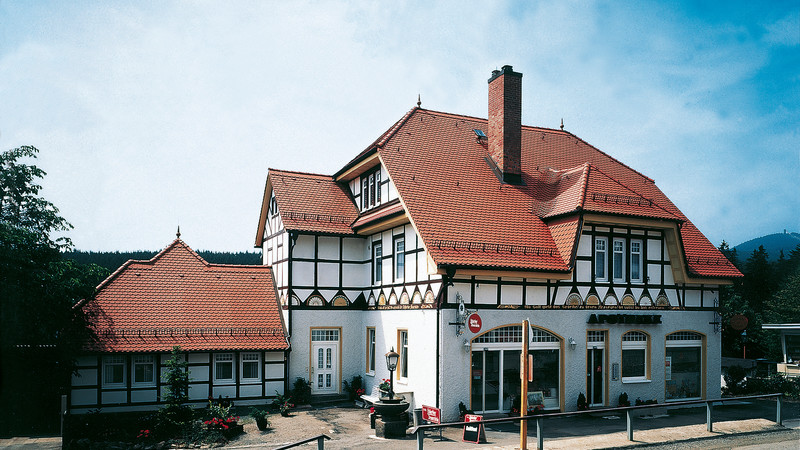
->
<box><xmin>394</xmin><ymin>236</ymin><xmax>405</xmax><ymax>282</ymax></box>
<box><xmin>374</xmin><ymin>242</ymin><xmax>382</xmax><ymax>284</ymax></box>
<box><xmin>214</xmin><ymin>353</ymin><xmax>235</xmax><ymax>384</ymax></box>
<box><xmin>240</xmin><ymin>352</ymin><xmax>261</xmax><ymax>382</ymax></box>
<box><xmin>398</xmin><ymin>329</ymin><xmax>409</xmax><ymax>381</ymax></box>
<box><xmin>630</xmin><ymin>239</ymin><xmax>643</xmax><ymax>283</ymax></box>
<box><xmin>132</xmin><ymin>354</ymin><xmax>156</xmax><ymax>386</ymax></box>
<box><xmin>613</xmin><ymin>238</ymin><xmax>625</xmax><ymax>282</ymax></box>
<box><xmin>102</xmin><ymin>355</ymin><xmax>126</xmax><ymax>387</ymax></box>
<box><xmin>621</xmin><ymin>331</ymin><xmax>649</xmax><ymax>383</ymax></box>
<box><xmin>367</xmin><ymin>327</ymin><xmax>376</xmax><ymax>375</ymax></box>
<box><xmin>595</xmin><ymin>237</ymin><xmax>608</xmax><ymax>281</ymax></box>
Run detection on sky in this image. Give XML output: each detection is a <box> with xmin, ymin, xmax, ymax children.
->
<box><xmin>1</xmin><ymin>0</ymin><xmax>798</xmax><ymax>253</ymax></box>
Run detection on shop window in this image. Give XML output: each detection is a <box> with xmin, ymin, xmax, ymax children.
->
<box><xmin>630</xmin><ymin>239</ymin><xmax>643</xmax><ymax>283</ymax></box>
<box><xmin>214</xmin><ymin>353</ymin><xmax>234</xmax><ymax>382</ymax></box>
<box><xmin>398</xmin><ymin>330</ymin><xmax>408</xmax><ymax>380</ymax></box>
<box><xmin>471</xmin><ymin>325</ymin><xmax>561</xmax><ymax>413</ymax></box>
<box><xmin>394</xmin><ymin>236</ymin><xmax>405</xmax><ymax>281</ymax></box>
<box><xmin>373</xmin><ymin>242</ymin><xmax>382</xmax><ymax>284</ymax></box>
<box><xmin>665</xmin><ymin>331</ymin><xmax>703</xmax><ymax>400</ymax></box>
<box><xmin>595</xmin><ymin>238</ymin><xmax>607</xmax><ymax>281</ymax></box>
<box><xmin>621</xmin><ymin>331</ymin><xmax>649</xmax><ymax>382</ymax></box>
<box><xmin>367</xmin><ymin>327</ymin><xmax>376</xmax><ymax>374</ymax></box>
<box><xmin>241</xmin><ymin>352</ymin><xmax>260</xmax><ymax>381</ymax></box>
<box><xmin>132</xmin><ymin>355</ymin><xmax>155</xmax><ymax>385</ymax></box>
<box><xmin>103</xmin><ymin>355</ymin><xmax>125</xmax><ymax>386</ymax></box>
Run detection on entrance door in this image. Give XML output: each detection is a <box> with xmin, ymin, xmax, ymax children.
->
<box><xmin>312</xmin><ymin>342</ymin><xmax>338</xmax><ymax>394</ymax></box>
<box><xmin>587</xmin><ymin>347</ymin><xmax>604</xmax><ymax>406</ymax></box>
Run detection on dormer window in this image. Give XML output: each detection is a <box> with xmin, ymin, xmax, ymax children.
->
<box><xmin>269</xmin><ymin>193</ymin><xmax>278</xmax><ymax>217</ymax></box>
<box><xmin>360</xmin><ymin>168</ymin><xmax>381</xmax><ymax>210</ymax></box>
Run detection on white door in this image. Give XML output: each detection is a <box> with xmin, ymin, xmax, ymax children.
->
<box><xmin>312</xmin><ymin>342</ymin><xmax>338</xmax><ymax>394</ymax></box>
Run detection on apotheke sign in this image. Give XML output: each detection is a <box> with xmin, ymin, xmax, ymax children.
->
<box><xmin>587</xmin><ymin>314</ymin><xmax>662</xmax><ymax>325</ymax></box>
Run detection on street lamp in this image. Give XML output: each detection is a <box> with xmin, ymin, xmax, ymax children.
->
<box><xmin>385</xmin><ymin>347</ymin><xmax>399</xmax><ymax>400</ymax></box>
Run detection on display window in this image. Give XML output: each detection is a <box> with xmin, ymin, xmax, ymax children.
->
<box><xmin>665</xmin><ymin>331</ymin><xmax>704</xmax><ymax>400</ymax></box>
<box><xmin>470</xmin><ymin>325</ymin><xmax>561</xmax><ymax>413</ymax></box>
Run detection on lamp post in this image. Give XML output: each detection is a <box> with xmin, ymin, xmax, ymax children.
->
<box><xmin>385</xmin><ymin>347</ymin><xmax>399</xmax><ymax>400</ymax></box>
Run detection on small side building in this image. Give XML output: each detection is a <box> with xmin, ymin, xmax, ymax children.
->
<box><xmin>762</xmin><ymin>324</ymin><xmax>800</xmax><ymax>377</ymax></box>
<box><xmin>70</xmin><ymin>237</ymin><xmax>289</xmax><ymax>413</ymax></box>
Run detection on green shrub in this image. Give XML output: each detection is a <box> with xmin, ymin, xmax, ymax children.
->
<box><xmin>618</xmin><ymin>392</ymin><xmax>630</xmax><ymax>407</ymax></box>
<box><xmin>723</xmin><ymin>365</ymin><xmax>748</xmax><ymax>396</ymax></box>
<box><xmin>291</xmin><ymin>377</ymin><xmax>312</xmax><ymax>404</ymax></box>
<box><xmin>343</xmin><ymin>375</ymin><xmax>364</xmax><ymax>401</ymax></box>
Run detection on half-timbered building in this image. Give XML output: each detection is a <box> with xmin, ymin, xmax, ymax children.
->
<box><xmin>70</xmin><ymin>237</ymin><xmax>289</xmax><ymax>413</ymax></box>
<box><xmin>254</xmin><ymin>65</ymin><xmax>741</xmax><ymax>420</ymax></box>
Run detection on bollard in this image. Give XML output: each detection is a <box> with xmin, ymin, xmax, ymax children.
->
<box><xmin>416</xmin><ymin>428</ymin><xmax>424</xmax><ymax>450</ymax></box>
<box><xmin>317</xmin><ymin>435</ymin><xmax>325</xmax><ymax>450</ymax></box>
<box><xmin>706</xmin><ymin>401</ymin><xmax>713</xmax><ymax>432</ymax></box>
<box><xmin>626</xmin><ymin>409</ymin><xmax>633</xmax><ymax>441</ymax></box>
<box><xmin>776</xmin><ymin>395</ymin><xmax>782</xmax><ymax>425</ymax></box>
<box><xmin>536</xmin><ymin>417</ymin><xmax>543</xmax><ymax>450</ymax></box>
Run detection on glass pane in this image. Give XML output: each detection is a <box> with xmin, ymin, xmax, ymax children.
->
<box><xmin>595</xmin><ymin>248</ymin><xmax>605</xmax><ymax>279</ymax></box>
<box><xmin>587</xmin><ymin>349</ymin><xmax>603</xmax><ymax>404</ymax></box>
<box><xmin>326</xmin><ymin>348</ymin><xmax>332</xmax><ymax>369</ymax></box>
<box><xmin>503</xmin><ymin>350</ymin><xmax>521</xmax><ymax>411</ymax></box>
<box><xmin>243</xmin><ymin>361</ymin><xmax>259</xmax><ymax>379</ymax></box>
<box><xmin>787</xmin><ymin>335</ymin><xmax>800</xmax><ymax>363</ymax></box>
<box><xmin>135</xmin><ymin>363</ymin><xmax>153</xmax><ymax>383</ymax></box>
<box><xmin>622</xmin><ymin>349</ymin><xmax>645</xmax><ymax>378</ymax></box>
<box><xmin>471</xmin><ymin>351</ymin><xmax>484</xmax><ymax>411</ymax></box>
<box><xmin>318</xmin><ymin>348</ymin><xmax>324</xmax><ymax>369</ymax></box>
<box><xmin>529</xmin><ymin>349</ymin><xmax>559</xmax><ymax>408</ymax></box>
<box><xmin>105</xmin><ymin>364</ymin><xmax>123</xmax><ymax>384</ymax></box>
<box><xmin>484</xmin><ymin>350</ymin><xmax>500</xmax><ymax>411</ymax></box>
<box><xmin>631</xmin><ymin>252</ymin><xmax>641</xmax><ymax>280</ymax></box>
<box><xmin>665</xmin><ymin>347</ymin><xmax>701</xmax><ymax>399</ymax></box>
<box><xmin>318</xmin><ymin>374</ymin><xmax>323</xmax><ymax>388</ymax></box>
<box><xmin>326</xmin><ymin>373</ymin><xmax>331</xmax><ymax>388</ymax></box>
<box><xmin>216</xmin><ymin>362</ymin><xmax>232</xmax><ymax>380</ymax></box>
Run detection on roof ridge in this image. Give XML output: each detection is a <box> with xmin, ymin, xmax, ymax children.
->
<box><xmin>562</xmin><ymin>131</ymin><xmax>655</xmax><ymax>183</ymax></box>
<box><xmin>269</xmin><ymin>168</ymin><xmax>333</xmax><ymax>179</ymax></box>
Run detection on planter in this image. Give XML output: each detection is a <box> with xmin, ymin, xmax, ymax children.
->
<box><xmin>372</xmin><ymin>399</ymin><xmax>409</xmax><ymax>419</ymax></box>
<box><xmin>280</xmin><ymin>411</ymin><xmax>290</xmax><ymax>417</ymax></box>
<box><xmin>255</xmin><ymin>417</ymin><xmax>269</xmax><ymax>431</ymax></box>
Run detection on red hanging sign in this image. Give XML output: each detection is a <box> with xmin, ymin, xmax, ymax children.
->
<box><xmin>467</xmin><ymin>313</ymin><xmax>482</xmax><ymax>333</ymax></box>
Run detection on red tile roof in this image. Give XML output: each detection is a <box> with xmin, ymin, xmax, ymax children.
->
<box><xmin>269</xmin><ymin>169</ymin><xmax>359</xmax><ymax>235</ymax></box>
<box><xmin>77</xmin><ymin>239</ymin><xmax>289</xmax><ymax>352</ymax></box>
<box><xmin>261</xmin><ymin>107</ymin><xmax>740</xmax><ymax>279</ymax></box>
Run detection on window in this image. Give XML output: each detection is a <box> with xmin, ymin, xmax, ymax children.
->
<box><xmin>613</xmin><ymin>239</ymin><xmax>625</xmax><ymax>281</ymax></box>
<box><xmin>360</xmin><ymin>168</ymin><xmax>382</xmax><ymax>210</ymax></box>
<box><xmin>665</xmin><ymin>331</ymin><xmax>703</xmax><ymax>400</ymax></box>
<box><xmin>630</xmin><ymin>240</ymin><xmax>642</xmax><ymax>282</ymax></box>
<box><xmin>621</xmin><ymin>331</ymin><xmax>649</xmax><ymax>382</ymax></box>
<box><xmin>241</xmin><ymin>352</ymin><xmax>260</xmax><ymax>381</ymax></box>
<box><xmin>103</xmin><ymin>355</ymin><xmax>125</xmax><ymax>386</ymax></box>
<box><xmin>214</xmin><ymin>353</ymin><xmax>234</xmax><ymax>382</ymax></box>
<box><xmin>394</xmin><ymin>236</ymin><xmax>405</xmax><ymax>281</ymax></box>
<box><xmin>367</xmin><ymin>327</ymin><xmax>376</xmax><ymax>374</ymax></box>
<box><xmin>398</xmin><ymin>330</ymin><xmax>408</xmax><ymax>380</ymax></box>
<box><xmin>373</xmin><ymin>242</ymin><xmax>382</xmax><ymax>284</ymax></box>
<box><xmin>133</xmin><ymin>355</ymin><xmax>155</xmax><ymax>385</ymax></box>
<box><xmin>595</xmin><ymin>237</ymin><xmax>607</xmax><ymax>280</ymax></box>
<box><xmin>269</xmin><ymin>194</ymin><xmax>278</xmax><ymax>217</ymax></box>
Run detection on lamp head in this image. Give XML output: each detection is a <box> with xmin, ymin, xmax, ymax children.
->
<box><xmin>385</xmin><ymin>347</ymin><xmax>399</xmax><ymax>371</ymax></box>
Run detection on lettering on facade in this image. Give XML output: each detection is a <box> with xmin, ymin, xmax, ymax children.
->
<box><xmin>587</xmin><ymin>314</ymin><xmax>662</xmax><ymax>325</ymax></box>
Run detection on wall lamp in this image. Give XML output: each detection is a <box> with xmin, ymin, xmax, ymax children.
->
<box><xmin>568</xmin><ymin>337</ymin><xmax>577</xmax><ymax>350</ymax></box>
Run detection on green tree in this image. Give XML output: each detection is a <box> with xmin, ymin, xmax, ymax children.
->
<box><xmin>0</xmin><ymin>146</ymin><xmax>108</xmax><ymax>436</ymax></box>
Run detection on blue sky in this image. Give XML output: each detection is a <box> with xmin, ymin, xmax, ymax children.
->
<box><xmin>1</xmin><ymin>1</ymin><xmax>797</xmax><ymax>252</ymax></box>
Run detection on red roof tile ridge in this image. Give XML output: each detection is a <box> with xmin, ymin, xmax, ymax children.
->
<box><xmin>336</xmin><ymin>107</ymin><xmax>421</xmax><ymax>176</ymax></box>
<box><xmin>269</xmin><ymin>168</ymin><xmax>333</xmax><ymax>179</ymax></box>
<box><xmin>577</xmin><ymin>163</ymin><xmax>591</xmax><ymax>210</ymax></box>
<box><xmin>561</xmin><ymin>131</ymin><xmax>655</xmax><ymax>183</ymax></box>
<box><xmin>587</xmin><ymin>164</ymin><xmax>681</xmax><ymax>220</ymax></box>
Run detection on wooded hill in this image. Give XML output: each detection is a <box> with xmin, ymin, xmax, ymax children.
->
<box><xmin>63</xmin><ymin>249</ymin><xmax>262</xmax><ymax>272</ymax></box>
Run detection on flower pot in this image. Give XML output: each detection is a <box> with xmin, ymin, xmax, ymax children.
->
<box><xmin>280</xmin><ymin>411</ymin><xmax>290</xmax><ymax>417</ymax></box>
<box><xmin>256</xmin><ymin>417</ymin><xmax>269</xmax><ymax>431</ymax></box>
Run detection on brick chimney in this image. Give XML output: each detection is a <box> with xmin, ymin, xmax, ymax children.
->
<box><xmin>488</xmin><ymin>65</ymin><xmax>523</xmax><ymax>184</ymax></box>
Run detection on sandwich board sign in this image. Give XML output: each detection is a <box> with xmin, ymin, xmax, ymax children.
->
<box><xmin>422</xmin><ymin>405</ymin><xmax>440</xmax><ymax>424</ymax></box>
<box><xmin>462</xmin><ymin>414</ymin><xmax>486</xmax><ymax>444</ymax></box>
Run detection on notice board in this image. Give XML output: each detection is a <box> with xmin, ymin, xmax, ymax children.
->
<box><xmin>462</xmin><ymin>414</ymin><xmax>486</xmax><ymax>444</ymax></box>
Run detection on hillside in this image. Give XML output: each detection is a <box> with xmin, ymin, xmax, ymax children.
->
<box><xmin>734</xmin><ymin>231</ymin><xmax>800</xmax><ymax>260</ymax></box>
